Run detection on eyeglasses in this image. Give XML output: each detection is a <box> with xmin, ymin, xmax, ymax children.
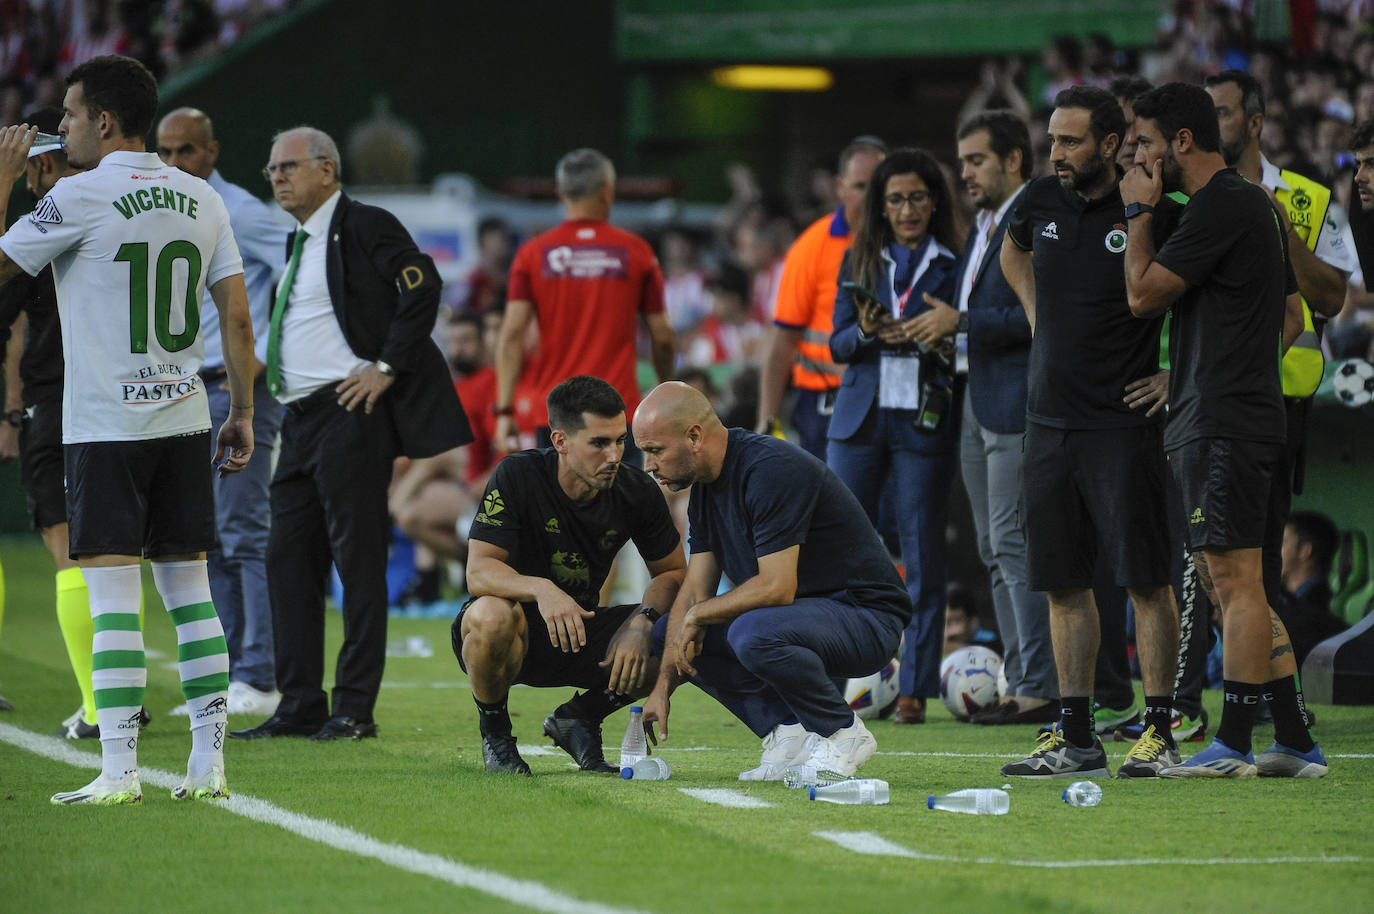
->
<box><xmin>884</xmin><ymin>191</ymin><xmax>932</xmax><ymax>210</ymax></box>
<box><xmin>261</xmin><ymin>156</ymin><xmax>327</xmax><ymax>181</ymax></box>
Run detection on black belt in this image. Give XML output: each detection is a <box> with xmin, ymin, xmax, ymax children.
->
<box><xmin>285</xmin><ymin>382</ymin><xmax>344</xmax><ymax>416</ymax></box>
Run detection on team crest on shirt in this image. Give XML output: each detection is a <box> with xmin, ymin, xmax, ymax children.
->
<box><xmin>1104</xmin><ymin>224</ymin><xmax>1127</xmax><ymax>254</ymax></box>
<box><xmin>475</xmin><ymin>489</ymin><xmax>506</xmax><ymax>527</ymax></box>
<box><xmin>26</xmin><ymin>196</ymin><xmax>62</xmax><ymax>234</ymax></box>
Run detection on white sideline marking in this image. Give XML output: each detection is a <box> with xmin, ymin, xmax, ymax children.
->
<box><xmin>678</xmin><ymin>788</ymin><xmax>774</xmax><ymax>808</ymax></box>
<box><xmin>0</xmin><ymin>723</ymin><xmax>650</xmax><ymax>914</ymax></box>
<box><xmin>812</xmin><ymin>830</ymin><xmax>1368</xmax><ymax>867</ymax></box>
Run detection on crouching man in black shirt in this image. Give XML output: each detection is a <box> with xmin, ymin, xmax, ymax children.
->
<box><xmin>453</xmin><ymin>376</ymin><xmax>685</xmax><ymax>775</ymax></box>
<box><xmin>633</xmin><ymin>381</ymin><xmax>912</xmax><ymax>787</ymax></box>
<box><xmin>1123</xmin><ymin>82</ymin><xmax>1326</xmax><ymax>779</ymax></box>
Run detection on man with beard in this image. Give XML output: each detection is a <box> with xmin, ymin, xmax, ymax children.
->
<box><xmin>453</xmin><ymin>376</ymin><xmax>685</xmax><ymax>775</ymax></box>
<box><xmin>1123</xmin><ymin>81</ymin><xmax>1324</xmax><ymax>778</ymax></box>
<box><xmin>1352</xmin><ymin>121</ymin><xmax>1374</xmax><ymax>280</ymax></box>
<box><xmin>998</xmin><ymin>86</ymin><xmax>1183</xmax><ymax>779</ymax></box>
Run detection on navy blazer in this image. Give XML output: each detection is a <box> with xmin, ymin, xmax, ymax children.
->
<box><xmin>828</xmin><ymin>243</ymin><xmax>957</xmax><ymax>442</ymax></box>
<box><xmin>284</xmin><ymin>193</ymin><xmax>471</xmax><ymax>458</ymax></box>
<box><xmin>956</xmin><ymin>186</ymin><xmax>1032</xmax><ymax>435</ymax></box>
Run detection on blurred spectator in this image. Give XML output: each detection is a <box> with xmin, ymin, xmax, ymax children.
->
<box><xmin>734</xmin><ymin>216</ymin><xmax>794</xmax><ymax>323</ymax></box>
<box><xmin>684</xmin><ymin>262</ymin><xmax>765</xmax><ymax>366</ymax></box>
<box><xmin>943</xmin><ymin>582</ymin><xmax>1003</xmax><ymax>657</ymax></box>
<box><xmin>1276</xmin><ymin>510</ymin><xmax>1349</xmax><ymax>666</ymax></box>
<box><xmin>659</xmin><ymin>227</ymin><xmax>712</xmax><ymax>334</ymax></box>
<box><xmin>461</xmin><ymin>217</ymin><xmax>514</xmax><ymax>315</ymax></box>
<box><xmin>1039</xmin><ymin>35</ymin><xmax>1086</xmax><ymax>108</ymax></box>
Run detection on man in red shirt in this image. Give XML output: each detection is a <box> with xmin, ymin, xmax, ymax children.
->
<box><xmin>495</xmin><ymin>149</ymin><xmax>675</xmax><ymax>452</ymax></box>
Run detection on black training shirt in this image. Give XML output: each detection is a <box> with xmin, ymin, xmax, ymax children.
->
<box><xmin>686</xmin><ymin>429</ymin><xmax>912</xmax><ymax>624</ymax></box>
<box><xmin>1008</xmin><ymin>174</ymin><xmax>1178</xmax><ymax>429</ymax></box>
<box><xmin>468</xmin><ymin>449</ymin><xmax>680</xmax><ymax>611</ymax></box>
<box><xmin>0</xmin><ymin>265</ymin><xmax>64</xmax><ymax>406</ymax></box>
<box><xmin>1155</xmin><ymin>168</ymin><xmax>1297</xmax><ymax>450</ymax></box>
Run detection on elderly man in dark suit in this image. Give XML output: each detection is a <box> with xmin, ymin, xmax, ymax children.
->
<box><xmin>910</xmin><ymin>111</ymin><xmax>1058</xmax><ymax>725</ymax></box>
<box><xmin>232</xmin><ymin>126</ymin><xmax>470</xmax><ymax>742</ymax></box>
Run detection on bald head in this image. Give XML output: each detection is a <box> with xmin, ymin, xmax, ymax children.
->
<box><xmin>634</xmin><ymin>381</ymin><xmax>728</xmax><ymax>491</ymax></box>
<box><xmin>156</xmin><ymin>107</ymin><xmax>218</xmax><ymax>179</ymax></box>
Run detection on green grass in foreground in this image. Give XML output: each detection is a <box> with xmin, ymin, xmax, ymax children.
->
<box><xmin>1</xmin><ymin>534</ymin><xmax>1372</xmax><ymax>913</ymax></box>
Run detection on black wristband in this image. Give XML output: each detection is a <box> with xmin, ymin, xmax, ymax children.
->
<box><xmin>638</xmin><ymin>605</ymin><xmax>661</xmax><ymax>622</ymax></box>
<box><xmin>4</xmin><ymin>410</ymin><xmax>24</xmax><ymax>427</ymax></box>
<box><xmin>1124</xmin><ymin>202</ymin><xmax>1154</xmax><ymax>220</ymax></box>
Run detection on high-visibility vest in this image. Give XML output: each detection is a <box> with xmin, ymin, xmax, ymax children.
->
<box><xmin>1276</xmin><ymin>169</ymin><xmax>1329</xmax><ymax>398</ymax></box>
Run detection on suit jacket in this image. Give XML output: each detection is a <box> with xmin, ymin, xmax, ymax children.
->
<box><xmin>955</xmin><ymin>185</ymin><xmax>1032</xmax><ymax>435</ymax></box>
<box><xmin>288</xmin><ymin>193</ymin><xmax>471</xmax><ymax>457</ymax></box>
<box><xmin>828</xmin><ymin>242</ymin><xmax>957</xmax><ymax>442</ymax></box>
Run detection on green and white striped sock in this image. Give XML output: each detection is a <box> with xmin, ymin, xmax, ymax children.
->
<box><xmin>85</xmin><ymin>565</ymin><xmax>146</xmax><ymax>782</ymax></box>
<box><xmin>153</xmin><ymin>560</ymin><xmax>229</xmax><ymax>778</ymax></box>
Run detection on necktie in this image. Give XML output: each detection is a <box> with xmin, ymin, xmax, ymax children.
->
<box><xmin>266</xmin><ymin>228</ymin><xmax>308</xmax><ymax>398</ymax></box>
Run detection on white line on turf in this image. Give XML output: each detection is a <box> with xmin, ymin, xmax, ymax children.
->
<box><xmin>0</xmin><ymin>722</ymin><xmax>651</xmax><ymax>914</ymax></box>
<box><xmin>812</xmin><ymin>831</ymin><xmax>1369</xmax><ymax>867</ymax></box>
<box><xmin>677</xmin><ymin>788</ymin><xmax>774</xmax><ymax>808</ymax></box>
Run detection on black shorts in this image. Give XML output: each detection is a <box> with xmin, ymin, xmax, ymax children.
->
<box><xmin>451</xmin><ymin>598</ymin><xmax>640</xmax><ymax>689</ymax></box>
<box><xmin>1167</xmin><ymin>437</ymin><xmax>1283</xmax><ymax>552</ymax></box>
<box><xmin>19</xmin><ymin>398</ymin><xmax>65</xmax><ymax>530</ymax></box>
<box><xmin>65</xmin><ymin>431</ymin><xmax>215</xmax><ymax>559</ymax></box>
<box><xmin>1024</xmin><ymin>422</ymin><xmax>1172</xmax><ymax>591</ymax></box>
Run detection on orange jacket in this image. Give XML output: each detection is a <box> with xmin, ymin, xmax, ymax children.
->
<box><xmin>772</xmin><ymin>209</ymin><xmax>851</xmax><ymax>392</ymax></box>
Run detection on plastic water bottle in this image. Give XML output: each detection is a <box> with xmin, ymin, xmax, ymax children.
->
<box><xmin>1062</xmin><ymin>780</ymin><xmax>1103</xmax><ymax>807</ymax></box>
<box><xmin>809</xmin><ymin>778</ymin><xmax>890</xmax><ymax>805</ymax></box>
<box><xmin>926</xmin><ymin>788</ymin><xmax>1010</xmax><ymax>815</ymax></box>
<box><xmin>621</xmin><ymin>756</ymin><xmax>670</xmax><ymax>780</ymax></box>
<box><xmin>28</xmin><ymin>132</ymin><xmax>65</xmax><ymax>157</ymax></box>
<box><xmin>619</xmin><ymin>706</ymin><xmax>648</xmax><ymax>769</ymax></box>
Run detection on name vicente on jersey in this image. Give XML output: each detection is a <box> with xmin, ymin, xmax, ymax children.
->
<box><xmin>111</xmin><ymin>185</ymin><xmax>200</xmax><ymax>221</ymax></box>
<box><xmin>121</xmin><ymin>362</ymin><xmax>202</xmax><ymax>404</ymax></box>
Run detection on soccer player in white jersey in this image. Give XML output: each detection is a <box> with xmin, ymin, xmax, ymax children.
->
<box><xmin>0</xmin><ymin>55</ymin><xmax>258</xmax><ymax>805</ymax></box>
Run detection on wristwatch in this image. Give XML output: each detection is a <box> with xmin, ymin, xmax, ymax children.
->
<box><xmin>4</xmin><ymin>410</ymin><xmax>23</xmax><ymax>428</ymax></box>
<box><xmin>491</xmin><ymin>403</ymin><xmax>514</xmax><ymax>417</ymax></box>
<box><xmin>1124</xmin><ymin>202</ymin><xmax>1154</xmax><ymax>219</ymax></box>
<box><xmin>638</xmin><ymin>606</ymin><xmax>662</xmax><ymax>622</ymax></box>
<box><xmin>375</xmin><ymin>360</ymin><xmax>396</xmax><ymax>377</ymax></box>
<box><xmin>955</xmin><ymin>312</ymin><xmax>970</xmax><ymax>334</ymax></box>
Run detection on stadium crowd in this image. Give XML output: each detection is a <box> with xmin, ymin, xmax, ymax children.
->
<box><xmin>1</xmin><ymin>0</ymin><xmax>1373</xmax><ymax>798</ymax></box>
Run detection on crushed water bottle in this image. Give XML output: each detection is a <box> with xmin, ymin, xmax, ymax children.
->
<box><xmin>619</xmin><ymin>705</ymin><xmax>648</xmax><ymax>769</ymax></box>
<box><xmin>621</xmin><ymin>756</ymin><xmax>671</xmax><ymax>780</ymax></box>
<box><xmin>926</xmin><ymin>788</ymin><xmax>1010</xmax><ymax>815</ymax></box>
<box><xmin>1062</xmin><ymin>780</ymin><xmax>1103</xmax><ymax>807</ymax></box>
<box><xmin>809</xmin><ymin>778</ymin><xmax>890</xmax><ymax>805</ymax></box>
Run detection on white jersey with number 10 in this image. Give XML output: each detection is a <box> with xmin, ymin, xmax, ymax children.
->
<box><xmin>0</xmin><ymin>150</ymin><xmax>244</xmax><ymax>443</ymax></box>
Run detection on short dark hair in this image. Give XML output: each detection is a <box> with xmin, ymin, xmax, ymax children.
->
<box><xmin>946</xmin><ymin>581</ymin><xmax>978</xmax><ymax>617</ymax></box>
<box><xmin>1132</xmin><ymin>81</ymin><xmax>1223</xmax><ymax>154</ymax></box>
<box><xmin>837</xmin><ymin>135</ymin><xmax>888</xmax><ymax>176</ymax></box>
<box><xmin>1288</xmin><ymin>511</ymin><xmax>1339</xmax><ymax>576</ymax></box>
<box><xmin>547</xmin><ymin>376</ymin><xmax>626</xmax><ymax>433</ymax></box>
<box><xmin>1054</xmin><ymin>84</ymin><xmax>1126</xmax><ymax>145</ymax></box>
<box><xmin>1205</xmin><ymin>69</ymin><xmax>1266</xmax><ymax>119</ymax></box>
<box><xmin>65</xmin><ymin>55</ymin><xmax>158</xmax><ymax>141</ymax></box>
<box><xmin>448</xmin><ymin>311</ymin><xmax>482</xmax><ymax>334</ymax></box>
<box><xmin>1352</xmin><ymin>118</ymin><xmax>1374</xmax><ymax>151</ymax></box>
<box><xmin>957</xmin><ymin>110</ymin><xmax>1033</xmax><ymax>179</ymax></box>
<box><xmin>1108</xmin><ymin>75</ymin><xmax>1153</xmax><ymax>105</ymax></box>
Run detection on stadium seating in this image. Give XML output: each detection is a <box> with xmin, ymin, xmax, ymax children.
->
<box><xmin>1329</xmin><ymin>529</ymin><xmax>1370</xmax><ymax>626</ymax></box>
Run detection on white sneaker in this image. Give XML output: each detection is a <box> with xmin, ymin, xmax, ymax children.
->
<box><xmin>51</xmin><ymin>770</ymin><xmax>142</xmax><ymax>806</ymax></box>
<box><xmin>172</xmin><ymin>761</ymin><xmax>229</xmax><ymax>801</ymax></box>
<box><xmin>227</xmin><ymin>680</ymin><xmax>281</xmax><ymax>716</ymax></box>
<box><xmin>739</xmin><ymin>722</ymin><xmax>818</xmax><ymax>781</ymax></box>
<box><xmin>785</xmin><ymin>716</ymin><xmax>876</xmax><ymax>787</ymax></box>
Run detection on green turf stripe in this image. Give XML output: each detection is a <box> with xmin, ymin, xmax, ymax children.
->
<box><xmin>92</xmin><ymin>650</ymin><xmax>146</xmax><ymax>671</ymax></box>
<box><xmin>177</xmin><ymin>636</ymin><xmax>229</xmax><ymax>662</ymax></box>
<box><xmin>93</xmin><ymin>686</ymin><xmax>145</xmax><ymax>708</ymax></box>
<box><xmin>168</xmin><ymin>601</ymin><xmax>218</xmax><ymax>626</ymax></box>
<box><xmin>181</xmin><ymin>672</ymin><xmax>230</xmax><ymax>699</ymax></box>
<box><xmin>92</xmin><ymin>613</ymin><xmax>141</xmax><ymax>633</ymax></box>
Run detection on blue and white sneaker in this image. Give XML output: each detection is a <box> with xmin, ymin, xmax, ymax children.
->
<box><xmin>1256</xmin><ymin>741</ymin><xmax>1328</xmax><ymax>778</ymax></box>
<box><xmin>1160</xmin><ymin>738</ymin><xmax>1256</xmax><ymax>778</ymax></box>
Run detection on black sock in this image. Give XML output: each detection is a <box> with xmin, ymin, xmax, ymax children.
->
<box><xmin>1059</xmin><ymin>697</ymin><xmax>1095</xmax><ymax>748</ymax></box>
<box><xmin>1217</xmin><ymin>680</ymin><xmax>1262</xmax><ymax>755</ymax></box>
<box><xmin>474</xmin><ymin>696</ymin><xmax>512</xmax><ymax>738</ymax></box>
<box><xmin>555</xmin><ymin>689</ymin><xmax>631</xmax><ymax>723</ymax></box>
<box><xmin>1143</xmin><ymin>695</ymin><xmax>1176</xmax><ymax>749</ymax></box>
<box><xmin>1263</xmin><ymin>675</ymin><xmax>1315</xmax><ymax>752</ymax></box>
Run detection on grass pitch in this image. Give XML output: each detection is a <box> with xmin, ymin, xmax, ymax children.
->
<box><xmin>1</xmin><ymin>535</ymin><xmax>1371</xmax><ymax>913</ymax></box>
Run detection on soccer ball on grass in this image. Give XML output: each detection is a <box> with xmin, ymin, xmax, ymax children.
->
<box><xmin>939</xmin><ymin>645</ymin><xmax>1003</xmax><ymax>720</ymax></box>
<box><xmin>844</xmin><ymin>659</ymin><xmax>900</xmax><ymax>720</ymax></box>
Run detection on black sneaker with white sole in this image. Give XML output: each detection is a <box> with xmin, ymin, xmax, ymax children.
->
<box><xmin>1002</xmin><ymin>728</ymin><xmax>1110</xmax><ymax>778</ymax></box>
<box><xmin>482</xmin><ymin>733</ymin><xmax>532</xmax><ymax>775</ymax></box>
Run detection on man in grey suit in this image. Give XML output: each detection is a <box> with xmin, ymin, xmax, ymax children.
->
<box><xmin>911</xmin><ymin>110</ymin><xmax>1057</xmax><ymax>724</ymax></box>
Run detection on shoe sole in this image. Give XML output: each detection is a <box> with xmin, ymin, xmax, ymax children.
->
<box><xmin>1002</xmin><ymin>765</ymin><xmax>1110</xmax><ymax>780</ymax></box>
<box><xmin>1256</xmin><ymin>758</ymin><xmax>1327</xmax><ymax>778</ymax></box>
<box><xmin>1160</xmin><ymin>763</ymin><xmax>1257</xmax><ymax>779</ymax></box>
<box><xmin>172</xmin><ymin>785</ymin><xmax>231</xmax><ymax>801</ymax></box>
<box><xmin>51</xmin><ymin>788</ymin><xmax>143</xmax><ymax>806</ymax></box>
